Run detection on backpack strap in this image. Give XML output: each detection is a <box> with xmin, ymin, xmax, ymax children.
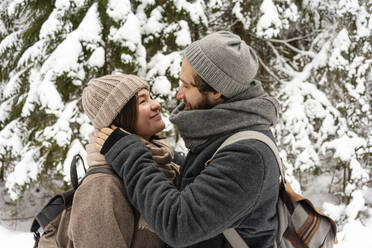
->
<box><xmin>31</xmin><ymin>161</ymin><xmax>117</xmax><ymax>234</ymax></box>
<box><xmin>209</xmin><ymin>131</ymin><xmax>285</xmax><ymax>248</ymax></box>
<box><xmin>70</xmin><ymin>154</ymin><xmax>87</xmax><ymax>190</ymax></box>
<box><xmin>86</xmin><ymin>167</ymin><xmax>117</xmax><ymax>176</ymax></box>
<box><xmin>209</xmin><ymin>130</ymin><xmax>286</xmax><ymax>184</ymax></box>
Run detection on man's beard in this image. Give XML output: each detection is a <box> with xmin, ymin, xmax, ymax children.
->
<box><xmin>184</xmin><ymin>94</ymin><xmax>214</xmax><ymax>110</ymax></box>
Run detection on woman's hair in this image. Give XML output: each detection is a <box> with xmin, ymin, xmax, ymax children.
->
<box><xmin>111</xmin><ymin>94</ymin><xmax>137</xmax><ymax>133</ymax></box>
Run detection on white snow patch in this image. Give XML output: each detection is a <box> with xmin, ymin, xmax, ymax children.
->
<box><xmin>55</xmin><ymin>0</ymin><xmax>70</xmax><ymax>10</ymax></box>
<box><xmin>38</xmin><ymin>101</ymin><xmax>78</xmax><ymax>147</ymax></box>
<box><xmin>17</xmin><ymin>40</ymin><xmax>46</xmax><ymax>67</ymax></box>
<box><xmin>79</xmin><ymin>121</ymin><xmax>94</xmax><ymax>141</ymax></box>
<box><xmin>109</xmin><ymin>13</ymin><xmax>141</xmax><ymax>51</ymax></box>
<box><xmin>152</xmin><ymin>76</ymin><xmax>172</xmax><ymax>95</ymax></box>
<box><xmin>232</xmin><ymin>1</ymin><xmax>251</xmax><ymax>30</ymax></box>
<box><xmin>5</xmin><ymin>150</ymin><xmax>40</xmax><ymax>199</ymax></box>
<box><xmin>323</xmin><ymin>134</ymin><xmax>366</xmax><ymax>162</ymax></box>
<box><xmin>323</xmin><ymin>201</ymin><xmax>345</xmax><ymax>222</ymax></box>
<box><xmin>173</xmin><ymin>0</ymin><xmax>207</xmax><ymax>25</ymax></box>
<box><xmin>349</xmin><ymin>158</ymin><xmax>369</xmax><ymax>181</ymax></box>
<box><xmin>355</xmin><ymin>7</ymin><xmax>371</xmax><ymax>38</ymax></box>
<box><xmin>143</xmin><ymin>7</ymin><xmax>164</xmax><ymax>35</ymax></box>
<box><xmin>0</xmin><ymin>19</ymin><xmax>6</xmax><ymax>37</ymax></box>
<box><xmin>39</xmin><ymin>9</ymin><xmax>66</xmax><ymax>40</ymax></box>
<box><xmin>0</xmin><ymin>31</ymin><xmax>21</xmax><ymax>55</ymax></box>
<box><xmin>0</xmin><ymin>120</ymin><xmax>24</xmax><ymax>156</ymax></box>
<box><xmin>147</xmin><ymin>52</ymin><xmax>182</xmax><ymax>79</ymax></box>
<box><xmin>336</xmin><ymin>0</ymin><xmax>360</xmax><ymax>16</ymax></box>
<box><xmin>7</xmin><ymin>0</ymin><xmax>26</xmax><ymax>16</ymax></box>
<box><xmin>174</xmin><ymin>21</ymin><xmax>191</xmax><ymax>47</ymax></box>
<box><xmin>335</xmin><ymin>217</ymin><xmax>372</xmax><ymax>248</ymax></box>
<box><xmin>0</xmin><ymin>97</ymin><xmax>13</xmax><ymax>123</ymax></box>
<box><xmin>256</xmin><ymin>0</ymin><xmax>282</xmax><ymax>38</ymax></box>
<box><xmin>3</xmin><ymin>70</ymin><xmax>24</xmax><ymax>98</ymax></box>
<box><xmin>329</xmin><ymin>29</ymin><xmax>351</xmax><ymax>69</ymax></box>
<box><xmin>121</xmin><ymin>53</ymin><xmax>133</xmax><ymax>64</ymax></box>
<box><xmin>88</xmin><ymin>47</ymin><xmax>105</xmax><ymax>68</ymax></box>
<box><xmin>0</xmin><ymin>225</ymin><xmax>34</xmax><ymax>248</ymax></box>
<box><xmin>107</xmin><ymin>0</ymin><xmax>131</xmax><ymax>23</ymax></box>
<box><xmin>304</xmin><ymin>99</ymin><xmax>327</xmax><ymax>119</ymax></box>
<box><xmin>345</xmin><ymin>190</ymin><xmax>366</xmax><ymax>220</ymax></box>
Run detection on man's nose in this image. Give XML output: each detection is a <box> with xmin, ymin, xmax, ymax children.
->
<box><xmin>176</xmin><ymin>87</ymin><xmax>184</xmax><ymax>100</ymax></box>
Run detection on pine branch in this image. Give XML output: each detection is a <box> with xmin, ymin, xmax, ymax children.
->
<box><xmin>267</xmin><ymin>42</ymin><xmax>297</xmax><ymax>78</ymax></box>
<box><xmin>257</xmin><ymin>56</ymin><xmax>283</xmax><ymax>84</ymax></box>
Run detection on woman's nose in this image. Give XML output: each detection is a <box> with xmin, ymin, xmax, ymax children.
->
<box><xmin>151</xmin><ymin>99</ymin><xmax>161</xmax><ymax>110</ymax></box>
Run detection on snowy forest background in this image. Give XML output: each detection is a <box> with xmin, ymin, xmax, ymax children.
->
<box><xmin>0</xmin><ymin>0</ymin><xmax>371</xmax><ymax>247</ymax></box>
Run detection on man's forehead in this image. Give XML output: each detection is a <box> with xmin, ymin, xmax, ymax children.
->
<box><xmin>180</xmin><ymin>78</ymin><xmax>191</xmax><ymax>86</ymax></box>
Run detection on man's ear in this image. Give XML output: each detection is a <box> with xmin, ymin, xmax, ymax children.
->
<box><xmin>209</xmin><ymin>92</ymin><xmax>224</xmax><ymax>104</ymax></box>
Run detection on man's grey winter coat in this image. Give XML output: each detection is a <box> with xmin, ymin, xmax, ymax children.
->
<box><xmin>101</xmin><ymin>80</ymin><xmax>281</xmax><ymax>248</ymax></box>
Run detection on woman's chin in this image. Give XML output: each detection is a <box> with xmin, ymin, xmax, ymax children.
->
<box><xmin>156</xmin><ymin>121</ymin><xmax>166</xmax><ymax>133</ymax></box>
<box><xmin>149</xmin><ymin>121</ymin><xmax>166</xmax><ymax>136</ymax></box>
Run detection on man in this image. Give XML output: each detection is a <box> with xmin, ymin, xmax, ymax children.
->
<box><xmin>95</xmin><ymin>31</ymin><xmax>280</xmax><ymax>247</ymax></box>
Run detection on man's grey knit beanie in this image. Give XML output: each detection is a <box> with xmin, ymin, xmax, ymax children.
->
<box><xmin>82</xmin><ymin>74</ymin><xmax>148</xmax><ymax>129</ymax></box>
<box><xmin>184</xmin><ymin>31</ymin><xmax>259</xmax><ymax>98</ymax></box>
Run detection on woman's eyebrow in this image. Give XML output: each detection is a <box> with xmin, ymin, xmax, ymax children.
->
<box><xmin>137</xmin><ymin>92</ymin><xmax>148</xmax><ymax>98</ymax></box>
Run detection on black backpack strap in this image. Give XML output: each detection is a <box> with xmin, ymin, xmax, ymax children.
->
<box><xmin>70</xmin><ymin>154</ymin><xmax>87</xmax><ymax>190</ymax></box>
<box><xmin>31</xmin><ymin>156</ymin><xmax>117</xmax><ymax>237</ymax></box>
<box><xmin>30</xmin><ymin>188</ymin><xmax>76</xmax><ymax>233</ymax></box>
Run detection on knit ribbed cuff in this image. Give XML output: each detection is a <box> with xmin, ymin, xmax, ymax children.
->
<box><xmin>100</xmin><ymin>128</ymin><xmax>129</xmax><ymax>155</ymax></box>
<box><xmin>184</xmin><ymin>42</ymin><xmax>247</xmax><ymax>98</ymax></box>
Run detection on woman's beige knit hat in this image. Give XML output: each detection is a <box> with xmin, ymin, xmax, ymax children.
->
<box><xmin>82</xmin><ymin>74</ymin><xmax>148</xmax><ymax>129</ymax></box>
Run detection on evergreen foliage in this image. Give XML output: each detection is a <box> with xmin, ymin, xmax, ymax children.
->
<box><xmin>0</xmin><ymin>0</ymin><xmax>371</xmax><ymax>230</ymax></box>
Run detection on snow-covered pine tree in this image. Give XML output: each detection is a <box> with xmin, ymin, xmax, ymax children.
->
<box><xmin>0</xmin><ymin>0</ymin><xmax>371</xmax><ymax>236</ymax></box>
<box><xmin>0</xmin><ymin>0</ymin><xmax>204</xmax><ymax>199</ymax></box>
<box><xmin>249</xmin><ymin>0</ymin><xmax>371</xmax><ymax>226</ymax></box>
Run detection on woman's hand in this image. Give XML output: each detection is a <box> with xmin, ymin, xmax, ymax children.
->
<box><xmin>95</xmin><ymin>128</ymin><xmax>113</xmax><ymax>151</ymax></box>
<box><xmin>95</xmin><ymin>126</ymin><xmax>132</xmax><ymax>152</ymax></box>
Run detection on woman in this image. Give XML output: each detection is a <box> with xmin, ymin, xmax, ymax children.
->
<box><xmin>68</xmin><ymin>74</ymin><xmax>179</xmax><ymax>248</ymax></box>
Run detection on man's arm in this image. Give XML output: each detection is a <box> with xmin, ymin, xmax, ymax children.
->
<box><xmin>101</xmin><ymin>130</ymin><xmax>265</xmax><ymax>247</ymax></box>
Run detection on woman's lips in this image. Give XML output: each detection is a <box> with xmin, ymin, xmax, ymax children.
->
<box><xmin>151</xmin><ymin>113</ymin><xmax>161</xmax><ymax>120</ymax></box>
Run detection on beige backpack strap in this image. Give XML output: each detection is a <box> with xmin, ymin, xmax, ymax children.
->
<box><xmin>210</xmin><ymin>131</ymin><xmax>285</xmax><ymax>248</ymax></box>
<box><xmin>209</xmin><ymin>130</ymin><xmax>286</xmax><ymax>183</ymax></box>
<box><xmin>223</xmin><ymin>228</ymin><xmax>250</xmax><ymax>248</ymax></box>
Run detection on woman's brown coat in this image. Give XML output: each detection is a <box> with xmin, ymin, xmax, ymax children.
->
<box><xmin>68</xmin><ymin>135</ymin><xmax>178</xmax><ymax>248</ymax></box>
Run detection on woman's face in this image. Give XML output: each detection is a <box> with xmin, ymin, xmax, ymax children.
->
<box><xmin>135</xmin><ymin>89</ymin><xmax>165</xmax><ymax>140</ymax></box>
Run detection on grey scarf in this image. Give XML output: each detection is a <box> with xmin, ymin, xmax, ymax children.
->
<box><xmin>169</xmin><ymin>81</ymin><xmax>280</xmax><ymax>150</ymax></box>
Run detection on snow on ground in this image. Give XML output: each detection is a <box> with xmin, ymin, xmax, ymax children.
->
<box><xmin>1</xmin><ymin>183</ymin><xmax>372</xmax><ymax>247</ymax></box>
<box><xmin>2</xmin><ymin>215</ymin><xmax>372</xmax><ymax>247</ymax></box>
<box><xmin>0</xmin><ymin>225</ymin><xmax>34</xmax><ymax>248</ymax></box>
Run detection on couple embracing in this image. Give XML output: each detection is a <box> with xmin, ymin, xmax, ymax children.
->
<box><xmin>69</xmin><ymin>31</ymin><xmax>281</xmax><ymax>248</ymax></box>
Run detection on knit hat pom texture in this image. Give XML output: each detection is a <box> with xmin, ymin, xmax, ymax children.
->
<box><xmin>82</xmin><ymin>74</ymin><xmax>148</xmax><ymax>129</ymax></box>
